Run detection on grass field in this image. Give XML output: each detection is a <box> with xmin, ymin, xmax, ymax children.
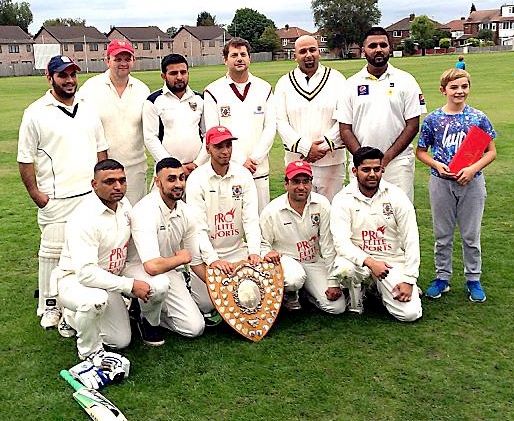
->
<box><xmin>1</xmin><ymin>52</ymin><xmax>514</xmax><ymax>421</ymax></box>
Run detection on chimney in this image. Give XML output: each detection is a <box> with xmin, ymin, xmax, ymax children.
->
<box><xmin>461</xmin><ymin>16</ymin><xmax>465</xmax><ymax>20</ymax></box>
<box><xmin>409</xmin><ymin>13</ymin><xmax>415</xmax><ymax>21</ymax></box>
<box><xmin>285</xmin><ymin>24</ymin><xmax>289</xmax><ymax>31</ymax></box>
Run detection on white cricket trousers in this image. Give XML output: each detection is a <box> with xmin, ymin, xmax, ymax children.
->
<box><xmin>332</xmin><ymin>256</ymin><xmax>422</xmax><ymax>322</ymax></box>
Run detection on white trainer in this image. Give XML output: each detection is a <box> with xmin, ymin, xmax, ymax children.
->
<box><xmin>40</xmin><ymin>307</ymin><xmax>61</xmax><ymax>329</ymax></box>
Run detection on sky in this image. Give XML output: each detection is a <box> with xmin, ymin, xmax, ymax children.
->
<box><xmin>27</xmin><ymin>0</ymin><xmax>503</xmax><ymax>35</ymax></box>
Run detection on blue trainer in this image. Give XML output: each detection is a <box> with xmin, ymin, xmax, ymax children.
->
<box><xmin>425</xmin><ymin>279</ymin><xmax>450</xmax><ymax>299</ymax></box>
<box><xmin>466</xmin><ymin>281</ymin><xmax>486</xmax><ymax>303</ymax></box>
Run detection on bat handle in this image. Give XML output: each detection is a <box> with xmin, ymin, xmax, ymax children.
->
<box><xmin>60</xmin><ymin>369</ymin><xmax>84</xmax><ymax>392</ymax></box>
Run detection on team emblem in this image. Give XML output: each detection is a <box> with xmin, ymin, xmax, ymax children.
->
<box><xmin>419</xmin><ymin>93</ymin><xmax>426</xmax><ymax>105</ymax></box>
<box><xmin>310</xmin><ymin>213</ymin><xmax>320</xmax><ymax>226</ymax></box>
<box><xmin>390</xmin><ymin>82</ymin><xmax>395</xmax><ymax>87</ymax></box>
<box><xmin>357</xmin><ymin>85</ymin><xmax>369</xmax><ymax>96</ymax></box>
<box><xmin>254</xmin><ymin>105</ymin><xmax>264</xmax><ymax>115</ymax></box>
<box><xmin>206</xmin><ymin>261</ymin><xmax>284</xmax><ymax>342</ymax></box>
<box><xmin>382</xmin><ymin>202</ymin><xmax>393</xmax><ymax>217</ymax></box>
<box><xmin>189</xmin><ymin>101</ymin><xmax>197</xmax><ymax>111</ymax></box>
<box><xmin>232</xmin><ymin>185</ymin><xmax>242</xmax><ymax>199</ymax></box>
<box><xmin>220</xmin><ymin>106</ymin><xmax>231</xmax><ymax>117</ymax></box>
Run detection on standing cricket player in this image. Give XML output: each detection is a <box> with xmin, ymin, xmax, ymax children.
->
<box><xmin>80</xmin><ymin>39</ymin><xmax>150</xmax><ymax>205</ymax></box>
<box><xmin>18</xmin><ymin>55</ymin><xmax>108</xmax><ymax>330</ymax></box>
<box><xmin>336</xmin><ymin>27</ymin><xmax>426</xmax><ymax>202</ymax></box>
<box><xmin>56</xmin><ymin>159</ymin><xmax>167</xmax><ymax>358</ymax></box>
<box><xmin>260</xmin><ymin>160</ymin><xmax>346</xmax><ymax>313</ymax></box>
<box><xmin>275</xmin><ymin>35</ymin><xmax>347</xmax><ymax>201</ymax></box>
<box><xmin>143</xmin><ymin>54</ymin><xmax>205</xmax><ymax>177</ymax></box>
<box><xmin>203</xmin><ymin>37</ymin><xmax>276</xmax><ymax>213</ymax></box>
<box><xmin>330</xmin><ymin>147</ymin><xmax>422</xmax><ymax>322</ymax></box>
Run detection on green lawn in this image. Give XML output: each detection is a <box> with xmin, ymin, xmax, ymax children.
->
<box><xmin>1</xmin><ymin>52</ymin><xmax>514</xmax><ymax>421</ymax></box>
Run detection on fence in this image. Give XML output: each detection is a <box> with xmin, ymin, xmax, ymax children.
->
<box><xmin>0</xmin><ymin>52</ymin><xmax>274</xmax><ymax>77</ymax></box>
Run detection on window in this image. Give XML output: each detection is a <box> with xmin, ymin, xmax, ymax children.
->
<box><xmin>133</xmin><ymin>43</ymin><xmax>138</xmax><ymax>49</ymax></box>
<box><xmin>89</xmin><ymin>43</ymin><xmax>98</xmax><ymax>51</ymax></box>
<box><xmin>156</xmin><ymin>41</ymin><xmax>164</xmax><ymax>49</ymax></box>
<box><xmin>143</xmin><ymin>42</ymin><xmax>150</xmax><ymax>50</ymax></box>
<box><xmin>209</xmin><ymin>39</ymin><xmax>215</xmax><ymax>47</ymax></box>
<box><xmin>509</xmin><ymin>6</ymin><xmax>514</xmax><ymax>13</ymax></box>
<box><xmin>184</xmin><ymin>41</ymin><xmax>187</xmax><ymax>48</ymax></box>
<box><xmin>8</xmin><ymin>45</ymin><xmax>20</xmax><ymax>53</ymax></box>
<box><xmin>321</xmin><ymin>36</ymin><xmax>327</xmax><ymax>42</ymax></box>
<box><xmin>167</xmin><ymin>42</ymin><xmax>171</xmax><ymax>49</ymax></box>
<box><xmin>0</xmin><ymin>46</ymin><xmax>2</xmax><ymax>53</ymax></box>
<box><xmin>26</xmin><ymin>44</ymin><xmax>31</xmax><ymax>52</ymax></box>
<box><xmin>63</xmin><ymin>43</ymin><xmax>68</xmax><ymax>51</ymax></box>
<box><xmin>74</xmin><ymin>43</ymin><xmax>83</xmax><ymax>52</ymax></box>
<box><xmin>282</xmin><ymin>38</ymin><xmax>288</xmax><ymax>46</ymax></box>
<box><xmin>104</xmin><ymin>43</ymin><xmax>108</xmax><ymax>50</ymax></box>
<box><xmin>393</xmin><ymin>31</ymin><xmax>401</xmax><ymax>37</ymax></box>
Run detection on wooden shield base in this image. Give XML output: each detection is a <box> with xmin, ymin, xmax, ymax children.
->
<box><xmin>206</xmin><ymin>260</ymin><xmax>284</xmax><ymax>342</ymax></box>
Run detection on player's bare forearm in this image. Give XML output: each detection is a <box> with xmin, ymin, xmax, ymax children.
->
<box><xmin>18</xmin><ymin>162</ymin><xmax>49</xmax><ymax>208</ymax></box>
<box><xmin>191</xmin><ymin>263</ymin><xmax>207</xmax><ymax>282</ymax></box>
<box><xmin>143</xmin><ymin>250</ymin><xmax>192</xmax><ymax>276</ymax></box>
<box><xmin>383</xmin><ymin>117</ymin><xmax>419</xmax><ymax>166</ymax></box>
<box><xmin>97</xmin><ymin>150</ymin><xmax>108</xmax><ymax>162</ymax></box>
<box><xmin>339</xmin><ymin>123</ymin><xmax>361</xmax><ymax>154</ymax></box>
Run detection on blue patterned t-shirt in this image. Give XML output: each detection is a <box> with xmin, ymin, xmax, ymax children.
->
<box><xmin>418</xmin><ymin>104</ymin><xmax>496</xmax><ymax>177</ymax></box>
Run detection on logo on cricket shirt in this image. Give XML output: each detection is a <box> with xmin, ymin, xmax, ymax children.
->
<box><xmin>220</xmin><ymin>106</ymin><xmax>231</xmax><ymax>117</ymax></box>
<box><xmin>360</xmin><ymin>226</ymin><xmax>392</xmax><ymax>253</ymax></box>
<box><xmin>254</xmin><ymin>105</ymin><xmax>264</xmax><ymax>115</ymax></box>
<box><xmin>212</xmin><ymin>208</ymin><xmax>240</xmax><ymax>240</ymax></box>
<box><xmin>296</xmin><ymin>235</ymin><xmax>319</xmax><ymax>262</ymax></box>
<box><xmin>310</xmin><ymin>213</ymin><xmax>320</xmax><ymax>227</ymax></box>
<box><xmin>382</xmin><ymin>202</ymin><xmax>393</xmax><ymax>218</ymax></box>
<box><xmin>419</xmin><ymin>93</ymin><xmax>426</xmax><ymax>105</ymax></box>
<box><xmin>108</xmin><ymin>241</ymin><xmax>128</xmax><ymax>274</ymax></box>
<box><xmin>189</xmin><ymin>101</ymin><xmax>197</xmax><ymax>111</ymax></box>
<box><xmin>357</xmin><ymin>85</ymin><xmax>369</xmax><ymax>96</ymax></box>
<box><xmin>232</xmin><ymin>185</ymin><xmax>242</xmax><ymax>199</ymax></box>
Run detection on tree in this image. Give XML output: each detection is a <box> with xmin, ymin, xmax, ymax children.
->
<box><xmin>403</xmin><ymin>38</ymin><xmax>416</xmax><ymax>55</ymax></box>
<box><xmin>196</xmin><ymin>11</ymin><xmax>217</xmax><ymax>26</ymax></box>
<box><xmin>439</xmin><ymin>38</ymin><xmax>451</xmax><ymax>48</ymax></box>
<box><xmin>410</xmin><ymin>15</ymin><xmax>435</xmax><ymax>55</ymax></box>
<box><xmin>258</xmin><ymin>26</ymin><xmax>281</xmax><ymax>53</ymax></box>
<box><xmin>227</xmin><ymin>8</ymin><xmax>276</xmax><ymax>53</ymax></box>
<box><xmin>470</xmin><ymin>3</ymin><xmax>477</xmax><ymax>13</ymax></box>
<box><xmin>476</xmin><ymin>28</ymin><xmax>493</xmax><ymax>41</ymax></box>
<box><xmin>166</xmin><ymin>26</ymin><xmax>179</xmax><ymax>37</ymax></box>
<box><xmin>433</xmin><ymin>28</ymin><xmax>451</xmax><ymax>45</ymax></box>
<box><xmin>42</xmin><ymin>17</ymin><xmax>86</xmax><ymax>27</ymax></box>
<box><xmin>0</xmin><ymin>0</ymin><xmax>32</xmax><ymax>32</ymax></box>
<box><xmin>311</xmin><ymin>0</ymin><xmax>380</xmax><ymax>54</ymax></box>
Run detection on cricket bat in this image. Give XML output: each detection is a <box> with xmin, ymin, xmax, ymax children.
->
<box><xmin>60</xmin><ymin>369</ymin><xmax>128</xmax><ymax>421</ymax></box>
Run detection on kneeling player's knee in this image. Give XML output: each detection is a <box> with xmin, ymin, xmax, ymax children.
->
<box><xmin>393</xmin><ymin>305</ymin><xmax>422</xmax><ymax>323</ymax></box>
<box><xmin>110</xmin><ymin>331</ymin><xmax>131</xmax><ymax>350</ymax></box>
<box><xmin>76</xmin><ymin>290</ymin><xmax>109</xmax><ymax>318</ymax></box>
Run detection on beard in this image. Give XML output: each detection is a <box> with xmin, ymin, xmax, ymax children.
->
<box><xmin>365</xmin><ymin>52</ymin><xmax>389</xmax><ymax>68</ymax></box>
<box><xmin>166</xmin><ymin>81</ymin><xmax>186</xmax><ymax>94</ymax></box>
<box><xmin>51</xmin><ymin>79</ymin><xmax>76</xmax><ymax>100</ymax></box>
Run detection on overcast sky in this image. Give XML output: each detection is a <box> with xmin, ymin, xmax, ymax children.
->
<box><xmin>27</xmin><ymin>0</ymin><xmax>502</xmax><ymax>34</ymax></box>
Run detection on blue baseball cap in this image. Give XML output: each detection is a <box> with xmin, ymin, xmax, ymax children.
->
<box><xmin>46</xmin><ymin>55</ymin><xmax>81</xmax><ymax>75</ymax></box>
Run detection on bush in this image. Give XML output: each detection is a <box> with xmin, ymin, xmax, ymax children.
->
<box><xmin>485</xmin><ymin>40</ymin><xmax>495</xmax><ymax>46</ymax></box>
<box><xmin>403</xmin><ymin>38</ymin><xmax>416</xmax><ymax>55</ymax></box>
<box><xmin>439</xmin><ymin>38</ymin><xmax>451</xmax><ymax>48</ymax></box>
<box><xmin>425</xmin><ymin>39</ymin><xmax>436</xmax><ymax>49</ymax></box>
<box><xmin>467</xmin><ymin>37</ymin><xmax>480</xmax><ymax>47</ymax></box>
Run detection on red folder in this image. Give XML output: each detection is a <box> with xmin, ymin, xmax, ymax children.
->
<box><xmin>448</xmin><ymin>125</ymin><xmax>491</xmax><ymax>173</ymax></box>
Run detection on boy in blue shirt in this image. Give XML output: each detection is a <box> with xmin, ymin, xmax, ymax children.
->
<box><xmin>416</xmin><ymin>69</ymin><xmax>496</xmax><ymax>302</ymax></box>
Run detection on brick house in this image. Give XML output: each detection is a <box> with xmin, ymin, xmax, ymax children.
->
<box><xmin>172</xmin><ymin>25</ymin><xmax>231</xmax><ymax>60</ymax></box>
<box><xmin>33</xmin><ymin>26</ymin><xmax>109</xmax><ymax>62</ymax></box>
<box><xmin>107</xmin><ymin>26</ymin><xmax>172</xmax><ymax>59</ymax></box>
<box><xmin>0</xmin><ymin>25</ymin><xmax>34</xmax><ymax>65</ymax></box>
<box><xmin>276</xmin><ymin>25</ymin><xmax>311</xmax><ymax>59</ymax></box>
<box><xmin>385</xmin><ymin>13</ymin><xmax>443</xmax><ymax>49</ymax></box>
<box><xmin>464</xmin><ymin>5</ymin><xmax>514</xmax><ymax>45</ymax></box>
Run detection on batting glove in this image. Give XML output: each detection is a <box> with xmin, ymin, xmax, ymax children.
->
<box><xmin>69</xmin><ymin>361</ymin><xmax>110</xmax><ymax>390</ymax></box>
<box><xmin>91</xmin><ymin>351</ymin><xmax>130</xmax><ymax>383</ymax></box>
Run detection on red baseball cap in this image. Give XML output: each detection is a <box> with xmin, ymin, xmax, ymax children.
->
<box><xmin>107</xmin><ymin>39</ymin><xmax>134</xmax><ymax>57</ymax></box>
<box><xmin>206</xmin><ymin>126</ymin><xmax>238</xmax><ymax>146</ymax></box>
<box><xmin>285</xmin><ymin>160</ymin><xmax>312</xmax><ymax>179</ymax></box>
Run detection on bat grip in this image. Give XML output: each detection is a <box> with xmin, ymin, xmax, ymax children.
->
<box><xmin>60</xmin><ymin>369</ymin><xmax>84</xmax><ymax>392</ymax></box>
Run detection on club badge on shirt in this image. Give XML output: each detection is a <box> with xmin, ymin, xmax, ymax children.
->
<box><xmin>254</xmin><ymin>105</ymin><xmax>264</xmax><ymax>115</ymax></box>
<box><xmin>310</xmin><ymin>213</ymin><xmax>320</xmax><ymax>227</ymax></box>
<box><xmin>232</xmin><ymin>185</ymin><xmax>242</xmax><ymax>199</ymax></box>
<box><xmin>189</xmin><ymin>102</ymin><xmax>197</xmax><ymax>111</ymax></box>
<box><xmin>419</xmin><ymin>94</ymin><xmax>426</xmax><ymax>106</ymax></box>
<box><xmin>382</xmin><ymin>202</ymin><xmax>393</xmax><ymax>217</ymax></box>
<box><xmin>357</xmin><ymin>85</ymin><xmax>369</xmax><ymax>96</ymax></box>
<box><xmin>220</xmin><ymin>106</ymin><xmax>231</xmax><ymax>117</ymax></box>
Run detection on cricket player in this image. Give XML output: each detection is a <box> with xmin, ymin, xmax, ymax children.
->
<box><xmin>143</xmin><ymin>53</ymin><xmax>205</xmax><ymax>177</ymax></box>
<box><xmin>203</xmin><ymin>37</ymin><xmax>276</xmax><ymax>213</ymax></box>
<box><xmin>17</xmin><ymin>55</ymin><xmax>108</xmax><ymax>330</ymax></box>
<box><xmin>336</xmin><ymin>27</ymin><xmax>427</xmax><ymax>202</ymax></box>
<box><xmin>185</xmin><ymin>125</ymin><xmax>262</xmax><ymax>313</ymax></box>
<box><xmin>79</xmin><ymin>39</ymin><xmax>150</xmax><ymax>205</ymax></box>
<box><xmin>123</xmin><ymin>157</ymin><xmax>208</xmax><ymax>342</ymax></box>
<box><xmin>275</xmin><ymin>35</ymin><xmax>347</xmax><ymax>201</ymax></box>
<box><xmin>330</xmin><ymin>147</ymin><xmax>422</xmax><ymax>322</ymax></box>
<box><xmin>260</xmin><ymin>160</ymin><xmax>346</xmax><ymax>314</ymax></box>
<box><xmin>55</xmin><ymin>159</ymin><xmax>168</xmax><ymax>359</ymax></box>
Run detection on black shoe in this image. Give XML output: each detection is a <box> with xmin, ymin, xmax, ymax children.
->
<box><xmin>137</xmin><ymin>317</ymin><xmax>165</xmax><ymax>346</ymax></box>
